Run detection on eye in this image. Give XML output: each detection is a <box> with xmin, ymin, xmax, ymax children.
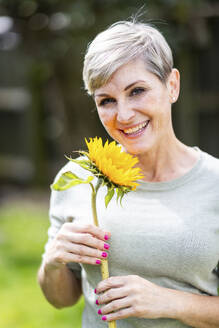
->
<box><xmin>99</xmin><ymin>98</ymin><xmax>116</xmax><ymax>106</ymax></box>
<box><xmin>130</xmin><ymin>87</ymin><xmax>145</xmax><ymax>97</ymax></box>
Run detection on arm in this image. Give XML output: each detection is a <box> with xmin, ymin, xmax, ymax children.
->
<box><xmin>38</xmin><ymin>261</ymin><xmax>82</xmax><ymax>309</ymax></box>
<box><xmin>95</xmin><ymin>275</ymin><xmax>219</xmax><ymax>327</ymax></box>
<box><xmin>170</xmin><ymin>288</ymin><xmax>219</xmax><ymax>328</ymax></box>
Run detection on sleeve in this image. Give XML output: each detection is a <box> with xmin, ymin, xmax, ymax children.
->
<box><xmin>42</xmin><ymin>165</ymin><xmax>82</xmax><ymax>280</ymax></box>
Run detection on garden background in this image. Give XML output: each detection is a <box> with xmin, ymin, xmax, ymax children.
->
<box><xmin>0</xmin><ymin>0</ymin><xmax>218</xmax><ymax>327</ymax></box>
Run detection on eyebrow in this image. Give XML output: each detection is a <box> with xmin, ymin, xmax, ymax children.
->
<box><xmin>94</xmin><ymin>80</ymin><xmax>146</xmax><ymax>98</ymax></box>
<box><xmin>124</xmin><ymin>80</ymin><xmax>146</xmax><ymax>91</ymax></box>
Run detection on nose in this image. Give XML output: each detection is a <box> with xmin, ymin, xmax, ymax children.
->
<box><xmin>116</xmin><ymin>101</ymin><xmax>135</xmax><ymax>124</ymax></box>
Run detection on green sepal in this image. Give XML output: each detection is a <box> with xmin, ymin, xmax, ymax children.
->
<box><xmin>65</xmin><ymin>156</ymin><xmax>97</xmax><ymax>174</ymax></box>
<box><xmin>116</xmin><ymin>186</ymin><xmax>130</xmax><ymax>206</ymax></box>
<box><xmin>65</xmin><ymin>155</ymin><xmax>89</xmax><ymax>167</ymax></box>
<box><xmin>65</xmin><ymin>156</ymin><xmax>90</xmax><ymax>166</ymax></box>
<box><xmin>51</xmin><ymin>171</ymin><xmax>94</xmax><ymax>191</ymax></box>
<box><xmin>105</xmin><ymin>187</ymin><xmax>115</xmax><ymax>208</ymax></box>
<box><xmin>116</xmin><ymin>188</ymin><xmax>123</xmax><ymax>203</ymax></box>
<box><xmin>78</xmin><ymin>150</ymin><xmax>89</xmax><ymax>158</ymax></box>
<box><xmin>119</xmin><ymin>191</ymin><xmax>125</xmax><ymax>206</ymax></box>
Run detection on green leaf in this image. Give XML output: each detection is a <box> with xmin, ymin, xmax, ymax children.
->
<box><xmin>51</xmin><ymin>171</ymin><xmax>93</xmax><ymax>191</ymax></box>
<box><xmin>218</xmin><ymin>286</ymin><xmax>219</xmax><ymax>296</ymax></box>
<box><xmin>105</xmin><ymin>187</ymin><xmax>115</xmax><ymax>208</ymax></box>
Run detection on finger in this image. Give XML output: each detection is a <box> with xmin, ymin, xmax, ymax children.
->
<box><xmin>64</xmin><ymin>232</ymin><xmax>110</xmax><ymax>252</ymax></box>
<box><xmin>101</xmin><ymin>307</ymin><xmax>134</xmax><ymax>322</ymax></box>
<box><xmin>97</xmin><ymin>276</ymin><xmax>126</xmax><ymax>293</ymax></box>
<box><xmin>98</xmin><ymin>297</ymin><xmax>130</xmax><ymax>316</ymax></box>
<box><xmin>64</xmin><ymin>241</ymin><xmax>108</xmax><ymax>260</ymax></box>
<box><xmin>64</xmin><ymin>223</ymin><xmax>111</xmax><ymax>242</ymax></box>
<box><xmin>97</xmin><ymin>287</ymin><xmax>127</xmax><ymax>305</ymax></box>
<box><xmin>55</xmin><ymin>251</ymin><xmax>103</xmax><ymax>266</ymax></box>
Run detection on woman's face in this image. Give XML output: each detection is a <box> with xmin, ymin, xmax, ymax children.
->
<box><xmin>94</xmin><ymin>58</ymin><xmax>179</xmax><ymax>156</ymax></box>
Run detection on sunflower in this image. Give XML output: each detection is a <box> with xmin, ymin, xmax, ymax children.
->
<box><xmin>52</xmin><ymin>137</ymin><xmax>144</xmax><ymax>207</ymax></box>
<box><xmin>84</xmin><ymin>137</ymin><xmax>143</xmax><ymax>190</ymax></box>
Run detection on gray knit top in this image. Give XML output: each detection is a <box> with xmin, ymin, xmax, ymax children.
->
<box><xmin>43</xmin><ymin>147</ymin><xmax>219</xmax><ymax>327</ymax></box>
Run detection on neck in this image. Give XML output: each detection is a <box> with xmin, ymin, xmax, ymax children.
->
<box><xmin>136</xmin><ymin>133</ymin><xmax>199</xmax><ymax>183</ymax></box>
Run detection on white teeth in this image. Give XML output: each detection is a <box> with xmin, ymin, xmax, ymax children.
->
<box><xmin>123</xmin><ymin>121</ymin><xmax>148</xmax><ymax>134</ymax></box>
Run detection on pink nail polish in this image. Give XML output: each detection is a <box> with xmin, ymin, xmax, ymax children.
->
<box><xmin>98</xmin><ymin>309</ymin><xmax>102</xmax><ymax>315</ymax></box>
<box><xmin>94</xmin><ymin>288</ymin><xmax>97</xmax><ymax>294</ymax></box>
<box><xmin>104</xmin><ymin>234</ymin><xmax>109</xmax><ymax>240</ymax></box>
<box><xmin>102</xmin><ymin>316</ymin><xmax>107</xmax><ymax>321</ymax></box>
<box><xmin>96</xmin><ymin>259</ymin><xmax>101</xmax><ymax>264</ymax></box>
<box><xmin>104</xmin><ymin>243</ymin><xmax>110</xmax><ymax>250</ymax></box>
<box><xmin>102</xmin><ymin>252</ymin><xmax>108</xmax><ymax>258</ymax></box>
<box><xmin>96</xmin><ymin>299</ymin><xmax>99</xmax><ymax>305</ymax></box>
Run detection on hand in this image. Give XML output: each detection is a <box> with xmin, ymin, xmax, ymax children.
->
<box><xmin>95</xmin><ymin>275</ymin><xmax>177</xmax><ymax>322</ymax></box>
<box><xmin>44</xmin><ymin>223</ymin><xmax>111</xmax><ymax>270</ymax></box>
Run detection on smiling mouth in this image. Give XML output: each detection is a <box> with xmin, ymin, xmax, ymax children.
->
<box><xmin>121</xmin><ymin>120</ymin><xmax>150</xmax><ymax>137</ymax></box>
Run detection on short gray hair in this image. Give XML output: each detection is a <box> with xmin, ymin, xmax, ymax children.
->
<box><xmin>83</xmin><ymin>20</ymin><xmax>173</xmax><ymax>95</ymax></box>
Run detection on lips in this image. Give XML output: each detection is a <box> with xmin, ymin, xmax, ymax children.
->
<box><xmin>120</xmin><ymin>120</ymin><xmax>150</xmax><ymax>137</ymax></box>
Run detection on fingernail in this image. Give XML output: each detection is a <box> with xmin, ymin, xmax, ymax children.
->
<box><xmin>104</xmin><ymin>243</ymin><xmax>110</xmax><ymax>250</ymax></box>
<box><xmin>98</xmin><ymin>309</ymin><xmax>102</xmax><ymax>315</ymax></box>
<box><xmin>101</xmin><ymin>252</ymin><xmax>108</xmax><ymax>258</ymax></box>
<box><xmin>96</xmin><ymin>259</ymin><xmax>101</xmax><ymax>264</ymax></box>
<box><xmin>94</xmin><ymin>288</ymin><xmax>97</xmax><ymax>294</ymax></box>
<box><xmin>96</xmin><ymin>299</ymin><xmax>99</xmax><ymax>305</ymax></box>
<box><xmin>102</xmin><ymin>316</ymin><xmax>107</xmax><ymax>321</ymax></box>
<box><xmin>104</xmin><ymin>234</ymin><xmax>109</xmax><ymax>240</ymax></box>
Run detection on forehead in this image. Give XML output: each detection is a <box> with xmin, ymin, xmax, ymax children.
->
<box><xmin>94</xmin><ymin>58</ymin><xmax>159</xmax><ymax>95</ymax></box>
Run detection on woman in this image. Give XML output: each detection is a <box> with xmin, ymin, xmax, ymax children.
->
<box><xmin>38</xmin><ymin>20</ymin><xmax>219</xmax><ymax>327</ymax></box>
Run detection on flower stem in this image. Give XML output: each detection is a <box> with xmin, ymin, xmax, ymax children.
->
<box><xmin>90</xmin><ymin>180</ymin><xmax>117</xmax><ymax>328</ymax></box>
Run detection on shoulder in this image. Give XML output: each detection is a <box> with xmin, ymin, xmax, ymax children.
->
<box><xmin>201</xmin><ymin>150</ymin><xmax>219</xmax><ymax>178</ymax></box>
<box><xmin>198</xmin><ymin>149</ymin><xmax>219</xmax><ymax>196</ymax></box>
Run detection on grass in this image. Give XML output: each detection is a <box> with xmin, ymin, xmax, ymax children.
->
<box><xmin>0</xmin><ymin>198</ymin><xmax>84</xmax><ymax>328</ymax></box>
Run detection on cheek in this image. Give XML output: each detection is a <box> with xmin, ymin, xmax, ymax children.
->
<box><xmin>97</xmin><ymin>110</ymin><xmax>115</xmax><ymax>128</ymax></box>
<box><xmin>147</xmin><ymin>92</ymin><xmax>165</xmax><ymax>108</ymax></box>
<box><xmin>148</xmin><ymin>91</ymin><xmax>171</xmax><ymax>115</ymax></box>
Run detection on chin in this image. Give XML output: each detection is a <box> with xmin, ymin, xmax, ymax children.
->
<box><xmin>121</xmin><ymin>144</ymin><xmax>149</xmax><ymax>156</ymax></box>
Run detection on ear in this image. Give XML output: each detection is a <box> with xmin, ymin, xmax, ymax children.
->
<box><xmin>167</xmin><ymin>68</ymin><xmax>180</xmax><ymax>103</ymax></box>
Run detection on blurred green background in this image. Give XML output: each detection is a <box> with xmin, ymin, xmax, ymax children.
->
<box><xmin>0</xmin><ymin>196</ymin><xmax>84</xmax><ymax>328</ymax></box>
<box><xmin>0</xmin><ymin>0</ymin><xmax>218</xmax><ymax>327</ymax></box>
